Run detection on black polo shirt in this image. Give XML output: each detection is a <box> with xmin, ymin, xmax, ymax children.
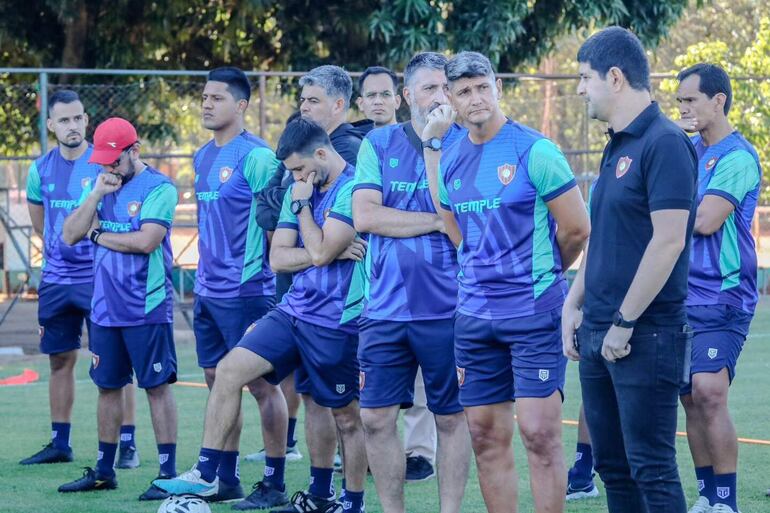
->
<box><xmin>583</xmin><ymin>102</ymin><xmax>698</xmax><ymax>328</ymax></box>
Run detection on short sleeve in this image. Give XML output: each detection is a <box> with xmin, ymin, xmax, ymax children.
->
<box><xmin>27</xmin><ymin>162</ymin><xmax>43</xmax><ymax>204</ymax></box>
<box><xmin>437</xmin><ymin>161</ymin><xmax>451</xmax><ymax>210</ymax></box>
<box><xmin>243</xmin><ymin>146</ymin><xmax>281</xmax><ymax>194</ymax></box>
<box><xmin>645</xmin><ymin>134</ymin><xmax>697</xmax><ymax>212</ymax></box>
<box><xmin>140</xmin><ymin>183</ymin><xmax>178</xmax><ymax>228</ymax></box>
<box><xmin>276</xmin><ymin>184</ymin><xmax>298</xmax><ymax>231</ymax></box>
<box><xmin>328</xmin><ymin>180</ymin><xmax>354</xmax><ymax>227</ymax></box>
<box><xmin>353</xmin><ymin>138</ymin><xmax>383</xmax><ymax>192</ymax></box>
<box><xmin>704</xmin><ymin>150</ymin><xmax>760</xmax><ymax>207</ymax></box>
<box><xmin>527</xmin><ymin>138</ymin><xmax>577</xmax><ymax>202</ymax></box>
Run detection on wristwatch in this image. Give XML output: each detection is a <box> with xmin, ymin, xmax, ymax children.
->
<box><xmin>612</xmin><ymin>310</ymin><xmax>637</xmax><ymax>329</ymax></box>
<box><xmin>290</xmin><ymin>199</ymin><xmax>312</xmax><ymax>215</ymax></box>
<box><xmin>89</xmin><ymin>228</ymin><xmax>103</xmax><ymax>245</ymax></box>
<box><xmin>422</xmin><ymin>137</ymin><xmax>442</xmax><ymax>151</ymax></box>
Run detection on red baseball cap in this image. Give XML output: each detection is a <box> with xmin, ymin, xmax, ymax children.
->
<box><xmin>89</xmin><ymin>117</ymin><xmax>138</xmax><ymax>165</ymax></box>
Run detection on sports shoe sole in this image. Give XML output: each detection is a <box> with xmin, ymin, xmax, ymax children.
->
<box><xmin>566</xmin><ymin>485</ymin><xmax>600</xmax><ymax>501</ymax></box>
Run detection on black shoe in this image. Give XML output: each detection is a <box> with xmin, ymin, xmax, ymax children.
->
<box><xmin>209</xmin><ymin>480</ymin><xmax>245</xmax><ymax>503</ymax></box>
<box><xmin>405</xmin><ymin>455</ymin><xmax>435</xmax><ymax>482</ymax></box>
<box><xmin>138</xmin><ymin>473</ymin><xmax>175</xmax><ymax>501</ymax></box>
<box><xmin>20</xmin><ymin>443</ymin><xmax>74</xmax><ymax>465</ymax></box>
<box><xmin>58</xmin><ymin>467</ymin><xmax>118</xmax><ymax>493</ymax></box>
<box><xmin>116</xmin><ymin>446</ymin><xmax>140</xmax><ymax>469</ymax></box>
<box><xmin>269</xmin><ymin>490</ymin><xmax>335</xmax><ymax>513</ymax></box>
<box><xmin>232</xmin><ymin>480</ymin><xmax>289</xmax><ymax>510</ymax></box>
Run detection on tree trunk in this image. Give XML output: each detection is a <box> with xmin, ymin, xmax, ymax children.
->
<box><xmin>59</xmin><ymin>0</ymin><xmax>89</xmax><ymax>83</ymax></box>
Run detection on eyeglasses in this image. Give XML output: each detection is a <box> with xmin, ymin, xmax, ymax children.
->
<box><xmin>106</xmin><ymin>143</ymin><xmax>136</xmax><ymax>169</ymax></box>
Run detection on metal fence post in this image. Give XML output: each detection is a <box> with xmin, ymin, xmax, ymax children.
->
<box><xmin>38</xmin><ymin>71</ymin><xmax>48</xmax><ymax>155</ymax></box>
<box><xmin>259</xmin><ymin>74</ymin><xmax>266</xmax><ymax>139</ymax></box>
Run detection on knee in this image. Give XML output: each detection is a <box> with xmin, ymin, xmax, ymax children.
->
<box><xmin>333</xmin><ymin>405</ymin><xmax>362</xmax><ymax>435</ymax></box>
<box><xmin>247</xmin><ymin>378</ymin><xmax>277</xmax><ymax>402</ymax></box>
<box><xmin>434</xmin><ymin>412</ymin><xmax>466</xmax><ymax>435</ymax></box>
<box><xmin>145</xmin><ymin>384</ymin><xmax>169</xmax><ymax>400</ymax></box>
<box><xmin>50</xmin><ymin>352</ymin><xmax>76</xmax><ymax>373</ymax></box>
<box><xmin>468</xmin><ymin>418</ymin><xmax>511</xmax><ymax>454</ymax></box>
<box><xmin>360</xmin><ymin>408</ymin><xmax>396</xmax><ymax>436</ymax></box>
<box><xmin>214</xmin><ymin>357</ymin><xmax>247</xmax><ymax>393</ymax></box>
<box><xmin>691</xmin><ymin>378</ymin><xmax>728</xmax><ymax>414</ymax></box>
<box><xmin>518</xmin><ymin>422</ymin><xmax>561</xmax><ymax>462</ymax></box>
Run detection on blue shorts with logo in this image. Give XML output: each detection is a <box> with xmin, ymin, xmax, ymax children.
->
<box><xmin>680</xmin><ymin>304</ymin><xmax>753</xmax><ymax>395</ymax></box>
<box><xmin>454</xmin><ymin>308</ymin><xmax>567</xmax><ymax>406</ymax></box>
<box><xmin>37</xmin><ymin>281</ymin><xmax>92</xmax><ymax>355</ymax></box>
<box><xmin>194</xmin><ymin>295</ymin><xmax>275</xmax><ymax>368</ymax></box>
<box><xmin>238</xmin><ymin>309</ymin><xmax>359</xmax><ymax>409</ymax></box>
<box><xmin>89</xmin><ymin>322</ymin><xmax>177</xmax><ymax>389</ymax></box>
<box><xmin>358</xmin><ymin>318</ymin><xmax>461</xmax><ymax>415</ymax></box>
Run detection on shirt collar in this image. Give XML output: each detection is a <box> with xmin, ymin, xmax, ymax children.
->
<box><xmin>608</xmin><ymin>101</ymin><xmax>661</xmax><ymax>139</ymax></box>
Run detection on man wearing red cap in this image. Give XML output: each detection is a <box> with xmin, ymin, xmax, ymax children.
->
<box><xmin>58</xmin><ymin>117</ymin><xmax>180</xmax><ymax>500</ymax></box>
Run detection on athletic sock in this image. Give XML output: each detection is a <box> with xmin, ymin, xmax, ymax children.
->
<box><xmin>264</xmin><ymin>456</ymin><xmax>286</xmax><ymax>490</ymax></box>
<box><xmin>158</xmin><ymin>443</ymin><xmax>177</xmax><ymax>477</ymax></box>
<box><xmin>217</xmin><ymin>451</ymin><xmax>240</xmax><ymax>485</ymax></box>
<box><xmin>568</xmin><ymin>442</ymin><xmax>594</xmax><ymax>484</ymax></box>
<box><xmin>51</xmin><ymin>422</ymin><xmax>71</xmax><ymax>450</ymax></box>
<box><xmin>309</xmin><ymin>466</ymin><xmax>334</xmax><ymax>499</ymax></box>
<box><xmin>695</xmin><ymin>466</ymin><xmax>716</xmax><ymax>505</ymax></box>
<box><xmin>714</xmin><ymin>472</ymin><xmax>738</xmax><ymax>510</ymax></box>
<box><xmin>119</xmin><ymin>425</ymin><xmax>136</xmax><ymax>450</ymax></box>
<box><xmin>197</xmin><ymin>448</ymin><xmax>222</xmax><ymax>483</ymax></box>
<box><xmin>342</xmin><ymin>490</ymin><xmax>364</xmax><ymax>513</ymax></box>
<box><xmin>96</xmin><ymin>441</ymin><xmax>117</xmax><ymax>478</ymax></box>
<box><xmin>287</xmin><ymin>418</ymin><xmax>298</xmax><ymax>448</ymax></box>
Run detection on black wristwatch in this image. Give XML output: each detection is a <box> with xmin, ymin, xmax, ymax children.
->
<box><xmin>290</xmin><ymin>199</ymin><xmax>312</xmax><ymax>215</ymax></box>
<box><xmin>422</xmin><ymin>137</ymin><xmax>442</xmax><ymax>151</ymax></box>
<box><xmin>89</xmin><ymin>228</ymin><xmax>103</xmax><ymax>245</ymax></box>
<box><xmin>612</xmin><ymin>310</ymin><xmax>637</xmax><ymax>329</ymax></box>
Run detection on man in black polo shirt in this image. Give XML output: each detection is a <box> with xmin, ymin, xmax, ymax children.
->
<box><xmin>562</xmin><ymin>26</ymin><xmax>697</xmax><ymax>513</ymax></box>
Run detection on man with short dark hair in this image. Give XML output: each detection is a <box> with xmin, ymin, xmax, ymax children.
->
<box><xmin>155</xmin><ymin>118</ymin><xmax>368</xmax><ymax>513</ymax></box>
<box><xmin>676</xmin><ymin>63</ymin><xmax>760</xmax><ymax>513</ymax></box>
<box><xmin>563</xmin><ymin>26</ymin><xmax>698</xmax><ymax>513</ymax></box>
<box><xmin>356</xmin><ymin>66</ymin><xmax>401</xmax><ymax>128</ymax></box>
<box><xmin>58</xmin><ymin>117</ymin><xmax>179</xmax><ymax>498</ymax></box>
<box><xmin>353</xmin><ymin>52</ymin><xmax>470</xmax><ymax>513</ymax></box>
<box><xmin>22</xmin><ymin>90</ymin><xmax>140</xmax><ymax>469</ymax></box>
<box><xmin>424</xmin><ymin>51</ymin><xmax>590</xmax><ymax>513</ymax></box>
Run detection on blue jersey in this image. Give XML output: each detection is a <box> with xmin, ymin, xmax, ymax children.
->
<box><xmin>26</xmin><ymin>146</ymin><xmax>100</xmax><ymax>285</ymax></box>
<box><xmin>438</xmin><ymin>120</ymin><xmax>576</xmax><ymax>320</ymax></box>
<box><xmin>92</xmin><ymin>167</ymin><xmax>177</xmax><ymax>327</ymax></box>
<box><xmin>194</xmin><ymin>131</ymin><xmax>280</xmax><ymax>298</ymax></box>
<box><xmin>687</xmin><ymin>131</ymin><xmax>761</xmax><ymax>314</ymax></box>
<box><xmin>275</xmin><ymin>166</ymin><xmax>365</xmax><ymax>333</ymax></box>
<box><xmin>353</xmin><ymin>123</ymin><xmax>463</xmax><ymax>321</ymax></box>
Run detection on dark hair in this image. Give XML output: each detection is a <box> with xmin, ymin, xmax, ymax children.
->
<box><xmin>276</xmin><ymin>118</ymin><xmax>331</xmax><ymax>161</ymax></box>
<box><xmin>207</xmin><ymin>66</ymin><xmax>251</xmax><ymax>102</ymax></box>
<box><xmin>444</xmin><ymin>51</ymin><xmax>494</xmax><ymax>83</ymax></box>
<box><xmin>48</xmin><ymin>89</ymin><xmax>82</xmax><ymax>117</ymax></box>
<box><xmin>358</xmin><ymin>66</ymin><xmax>398</xmax><ymax>93</ymax></box>
<box><xmin>677</xmin><ymin>63</ymin><xmax>733</xmax><ymax>115</ymax></box>
<box><xmin>577</xmin><ymin>26</ymin><xmax>650</xmax><ymax>91</ymax></box>
<box><xmin>404</xmin><ymin>52</ymin><xmax>448</xmax><ymax>87</ymax></box>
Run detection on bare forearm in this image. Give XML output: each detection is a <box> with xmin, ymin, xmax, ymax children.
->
<box><xmin>620</xmin><ymin>238</ymin><xmax>685</xmax><ymax>319</ymax></box>
<box><xmin>271</xmin><ymin>247</ymin><xmax>313</xmax><ymax>273</ymax></box>
<box><xmin>97</xmin><ymin>231</ymin><xmax>161</xmax><ymax>254</ymax></box>
<box><xmin>63</xmin><ymin>194</ymin><xmax>99</xmax><ymax>244</ymax></box>
<box><xmin>355</xmin><ymin>203</ymin><xmax>440</xmax><ymax>238</ymax></box>
<box><xmin>565</xmin><ymin>253</ymin><xmax>587</xmax><ymax>308</ymax></box>
<box><xmin>557</xmin><ymin>231</ymin><xmax>587</xmax><ymax>270</ymax></box>
<box><xmin>297</xmin><ymin>209</ymin><xmax>332</xmax><ymax>266</ymax></box>
<box><xmin>423</xmin><ymin>150</ymin><xmax>443</xmax><ymax>215</ymax></box>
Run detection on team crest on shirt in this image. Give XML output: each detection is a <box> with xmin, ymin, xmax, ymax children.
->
<box><xmin>127</xmin><ymin>201</ymin><xmax>141</xmax><ymax>217</ymax></box>
<box><xmin>497</xmin><ymin>163</ymin><xmax>516</xmax><ymax>185</ymax></box>
<box><xmin>91</xmin><ymin>354</ymin><xmax>100</xmax><ymax>369</ymax></box>
<box><xmin>705</xmin><ymin>156</ymin><xmax>718</xmax><ymax>171</ymax></box>
<box><xmin>389</xmin><ymin>158</ymin><xmax>399</xmax><ymax>168</ymax></box>
<box><xmin>453</xmin><ymin>178</ymin><xmax>462</xmax><ymax>190</ymax></box>
<box><xmin>616</xmin><ymin>156</ymin><xmax>633</xmax><ymax>178</ymax></box>
<box><xmin>359</xmin><ymin>371</ymin><xmax>365</xmax><ymax>391</ymax></box>
<box><xmin>456</xmin><ymin>367</ymin><xmax>465</xmax><ymax>387</ymax></box>
<box><xmin>539</xmin><ymin>369</ymin><xmax>550</xmax><ymax>382</ymax></box>
<box><xmin>219</xmin><ymin>166</ymin><xmax>233</xmax><ymax>183</ymax></box>
<box><xmin>38</xmin><ymin>326</ymin><xmax>44</xmax><ymax>338</ymax></box>
<box><xmin>81</xmin><ymin>177</ymin><xmax>92</xmax><ymax>189</ymax></box>
<box><xmin>336</xmin><ymin>384</ymin><xmax>346</xmax><ymax>394</ymax></box>
<box><xmin>708</xmin><ymin>348</ymin><xmax>718</xmax><ymax>359</ymax></box>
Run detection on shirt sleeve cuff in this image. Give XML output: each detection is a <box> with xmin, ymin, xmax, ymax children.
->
<box><xmin>27</xmin><ymin>198</ymin><xmax>43</xmax><ymax>205</ymax></box>
<box><xmin>276</xmin><ymin>221</ymin><xmax>298</xmax><ymax>231</ymax></box>
<box><xmin>704</xmin><ymin>189</ymin><xmax>740</xmax><ymax>209</ymax></box>
<box><xmin>328</xmin><ymin>212</ymin><xmax>354</xmax><ymax>227</ymax></box>
<box><xmin>542</xmin><ymin>179</ymin><xmax>577</xmax><ymax>202</ymax></box>
<box><xmin>139</xmin><ymin>218</ymin><xmax>171</xmax><ymax>228</ymax></box>
<box><xmin>352</xmin><ymin>183</ymin><xmax>382</xmax><ymax>193</ymax></box>
<box><xmin>648</xmin><ymin>199</ymin><xmax>693</xmax><ymax>212</ymax></box>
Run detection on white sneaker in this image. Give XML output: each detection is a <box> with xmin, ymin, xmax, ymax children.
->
<box><xmin>152</xmin><ymin>467</ymin><xmax>218</xmax><ymax>497</ymax></box>
<box><xmin>711</xmin><ymin>504</ymin><xmax>739</xmax><ymax>513</ymax></box>
<box><xmin>688</xmin><ymin>496</ymin><xmax>712</xmax><ymax>513</ymax></box>
<box><xmin>244</xmin><ymin>445</ymin><xmax>303</xmax><ymax>462</ymax></box>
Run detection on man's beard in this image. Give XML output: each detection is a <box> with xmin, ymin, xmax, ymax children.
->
<box><xmin>120</xmin><ymin>160</ymin><xmax>137</xmax><ymax>185</ymax></box>
<box><xmin>59</xmin><ymin>136</ymin><xmax>83</xmax><ymax>149</ymax></box>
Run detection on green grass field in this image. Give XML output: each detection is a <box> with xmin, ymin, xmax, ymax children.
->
<box><xmin>2</xmin><ymin>303</ymin><xmax>770</xmax><ymax>513</ymax></box>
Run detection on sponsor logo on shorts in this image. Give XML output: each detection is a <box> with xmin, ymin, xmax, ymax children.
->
<box><xmin>336</xmin><ymin>384</ymin><xmax>346</xmax><ymax>394</ymax></box>
<box><xmin>127</xmin><ymin>201</ymin><xmax>141</xmax><ymax>217</ymax></box>
<box><xmin>456</xmin><ymin>367</ymin><xmax>465</xmax><ymax>387</ymax></box>
<box><xmin>359</xmin><ymin>371</ymin><xmax>365</xmax><ymax>391</ymax></box>
<box><xmin>716</xmin><ymin>486</ymin><xmax>730</xmax><ymax>499</ymax></box>
<box><xmin>264</xmin><ymin>466</ymin><xmax>275</xmax><ymax>476</ymax></box>
<box><xmin>92</xmin><ymin>354</ymin><xmax>100</xmax><ymax>369</ymax></box>
<box><xmin>705</xmin><ymin>156</ymin><xmax>718</xmax><ymax>171</ymax></box>
<box><xmin>219</xmin><ymin>166</ymin><xmax>233</xmax><ymax>183</ymax></box>
<box><xmin>159</xmin><ymin>453</ymin><xmax>169</xmax><ymax>465</ymax></box>
<box><xmin>616</xmin><ymin>156</ymin><xmax>633</xmax><ymax>178</ymax></box>
<box><xmin>497</xmin><ymin>163</ymin><xmax>516</xmax><ymax>185</ymax></box>
<box><xmin>697</xmin><ymin>479</ymin><xmax>705</xmax><ymax>492</ymax></box>
<box><xmin>708</xmin><ymin>348</ymin><xmax>718</xmax><ymax>359</ymax></box>
<box><xmin>539</xmin><ymin>369</ymin><xmax>550</xmax><ymax>382</ymax></box>
<box><xmin>153</xmin><ymin>362</ymin><xmax>162</xmax><ymax>373</ymax></box>
<box><xmin>38</xmin><ymin>326</ymin><xmax>44</xmax><ymax>338</ymax></box>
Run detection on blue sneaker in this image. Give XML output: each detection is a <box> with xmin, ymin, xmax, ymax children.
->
<box><xmin>153</xmin><ymin>468</ymin><xmax>218</xmax><ymax>498</ymax></box>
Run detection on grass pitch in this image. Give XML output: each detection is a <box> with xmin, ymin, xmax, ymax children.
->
<box><xmin>1</xmin><ymin>302</ymin><xmax>770</xmax><ymax>513</ymax></box>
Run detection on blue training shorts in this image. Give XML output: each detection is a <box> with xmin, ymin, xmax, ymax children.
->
<box><xmin>193</xmin><ymin>295</ymin><xmax>275</xmax><ymax>368</ymax></box>
<box><xmin>89</xmin><ymin>322</ymin><xmax>177</xmax><ymax>389</ymax></box>
<box><xmin>681</xmin><ymin>304</ymin><xmax>753</xmax><ymax>395</ymax></box>
<box><xmin>37</xmin><ymin>281</ymin><xmax>92</xmax><ymax>355</ymax></box>
<box><xmin>454</xmin><ymin>307</ymin><xmax>567</xmax><ymax>407</ymax></box>
<box><xmin>358</xmin><ymin>318</ymin><xmax>461</xmax><ymax>415</ymax></box>
<box><xmin>238</xmin><ymin>309</ymin><xmax>359</xmax><ymax>409</ymax></box>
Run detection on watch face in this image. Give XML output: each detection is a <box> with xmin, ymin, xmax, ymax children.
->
<box><xmin>430</xmin><ymin>138</ymin><xmax>442</xmax><ymax>150</ymax></box>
